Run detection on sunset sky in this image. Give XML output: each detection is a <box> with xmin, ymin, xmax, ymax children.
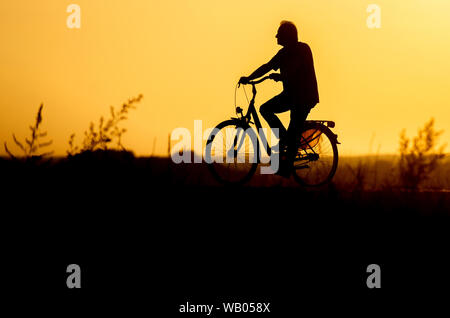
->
<box><xmin>1</xmin><ymin>0</ymin><xmax>450</xmax><ymax>157</ymax></box>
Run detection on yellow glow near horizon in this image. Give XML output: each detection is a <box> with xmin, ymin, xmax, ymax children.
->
<box><xmin>1</xmin><ymin>0</ymin><xmax>450</xmax><ymax>157</ymax></box>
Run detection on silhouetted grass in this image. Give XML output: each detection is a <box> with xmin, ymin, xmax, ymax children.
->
<box><xmin>67</xmin><ymin>94</ymin><xmax>143</xmax><ymax>156</ymax></box>
<box><xmin>398</xmin><ymin>118</ymin><xmax>446</xmax><ymax>189</ymax></box>
<box><xmin>4</xmin><ymin>103</ymin><xmax>53</xmax><ymax>161</ymax></box>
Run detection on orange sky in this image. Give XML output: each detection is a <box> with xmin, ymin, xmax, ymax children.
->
<box><xmin>1</xmin><ymin>0</ymin><xmax>450</xmax><ymax>157</ymax></box>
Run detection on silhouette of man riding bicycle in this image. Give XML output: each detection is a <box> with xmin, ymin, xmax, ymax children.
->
<box><xmin>205</xmin><ymin>20</ymin><xmax>338</xmax><ymax>186</ymax></box>
<box><xmin>239</xmin><ymin>20</ymin><xmax>319</xmax><ymax>176</ymax></box>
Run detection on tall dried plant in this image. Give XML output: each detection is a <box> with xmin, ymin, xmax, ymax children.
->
<box><xmin>398</xmin><ymin>118</ymin><xmax>446</xmax><ymax>189</ymax></box>
<box><xmin>67</xmin><ymin>94</ymin><xmax>143</xmax><ymax>156</ymax></box>
<box><xmin>4</xmin><ymin>103</ymin><xmax>53</xmax><ymax>160</ymax></box>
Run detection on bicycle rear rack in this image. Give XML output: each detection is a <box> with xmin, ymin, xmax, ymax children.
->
<box><xmin>306</xmin><ymin>120</ymin><xmax>335</xmax><ymax>128</ymax></box>
<box><xmin>305</xmin><ymin>120</ymin><xmax>340</xmax><ymax>144</ymax></box>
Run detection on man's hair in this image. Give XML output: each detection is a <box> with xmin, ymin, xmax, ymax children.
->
<box><xmin>278</xmin><ymin>20</ymin><xmax>298</xmax><ymax>42</ymax></box>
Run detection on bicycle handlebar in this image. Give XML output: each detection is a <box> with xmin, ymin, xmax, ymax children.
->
<box><xmin>237</xmin><ymin>73</ymin><xmax>278</xmax><ymax>97</ymax></box>
<box><xmin>247</xmin><ymin>75</ymin><xmax>271</xmax><ymax>85</ymax></box>
<box><xmin>238</xmin><ymin>74</ymin><xmax>275</xmax><ymax>87</ymax></box>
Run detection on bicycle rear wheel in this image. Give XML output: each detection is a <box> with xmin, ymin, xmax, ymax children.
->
<box><xmin>292</xmin><ymin>123</ymin><xmax>338</xmax><ymax>187</ymax></box>
<box><xmin>205</xmin><ymin>120</ymin><xmax>259</xmax><ymax>185</ymax></box>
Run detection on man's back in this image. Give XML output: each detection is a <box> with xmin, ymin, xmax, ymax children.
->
<box><xmin>268</xmin><ymin>41</ymin><xmax>319</xmax><ymax>107</ymax></box>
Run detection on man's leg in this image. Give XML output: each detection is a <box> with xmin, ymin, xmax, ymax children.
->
<box><xmin>285</xmin><ymin>106</ymin><xmax>312</xmax><ymax>165</ymax></box>
<box><xmin>259</xmin><ymin>93</ymin><xmax>291</xmax><ymax>143</ymax></box>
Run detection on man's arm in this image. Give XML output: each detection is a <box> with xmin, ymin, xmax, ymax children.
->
<box><xmin>239</xmin><ymin>50</ymin><xmax>281</xmax><ymax>84</ymax></box>
<box><xmin>239</xmin><ymin>63</ymin><xmax>272</xmax><ymax>84</ymax></box>
<box><xmin>247</xmin><ymin>63</ymin><xmax>273</xmax><ymax>80</ymax></box>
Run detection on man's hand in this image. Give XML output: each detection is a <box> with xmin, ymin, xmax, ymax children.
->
<box><xmin>238</xmin><ymin>76</ymin><xmax>250</xmax><ymax>86</ymax></box>
<box><xmin>268</xmin><ymin>73</ymin><xmax>282</xmax><ymax>82</ymax></box>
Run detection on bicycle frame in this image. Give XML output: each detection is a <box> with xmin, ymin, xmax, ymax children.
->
<box><xmin>234</xmin><ymin>77</ymin><xmax>273</xmax><ymax>160</ymax></box>
<box><xmin>233</xmin><ymin>76</ymin><xmax>340</xmax><ymax>165</ymax></box>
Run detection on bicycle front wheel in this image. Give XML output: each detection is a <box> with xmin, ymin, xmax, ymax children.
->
<box><xmin>292</xmin><ymin>123</ymin><xmax>338</xmax><ymax>187</ymax></box>
<box><xmin>205</xmin><ymin>120</ymin><xmax>258</xmax><ymax>185</ymax></box>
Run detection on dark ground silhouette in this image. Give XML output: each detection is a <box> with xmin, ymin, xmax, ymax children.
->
<box><xmin>1</xmin><ymin>152</ymin><xmax>449</xmax><ymax>313</ymax></box>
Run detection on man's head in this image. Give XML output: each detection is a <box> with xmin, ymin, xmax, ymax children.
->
<box><xmin>276</xmin><ymin>21</ymin><xmax>298</xmax><ymax>46</ymax></box>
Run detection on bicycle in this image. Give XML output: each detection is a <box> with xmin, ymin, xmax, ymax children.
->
<box><xmin>204</xmin><ymin>75</ymin><xmax>340</xmax><ymax>186</ymax></box>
